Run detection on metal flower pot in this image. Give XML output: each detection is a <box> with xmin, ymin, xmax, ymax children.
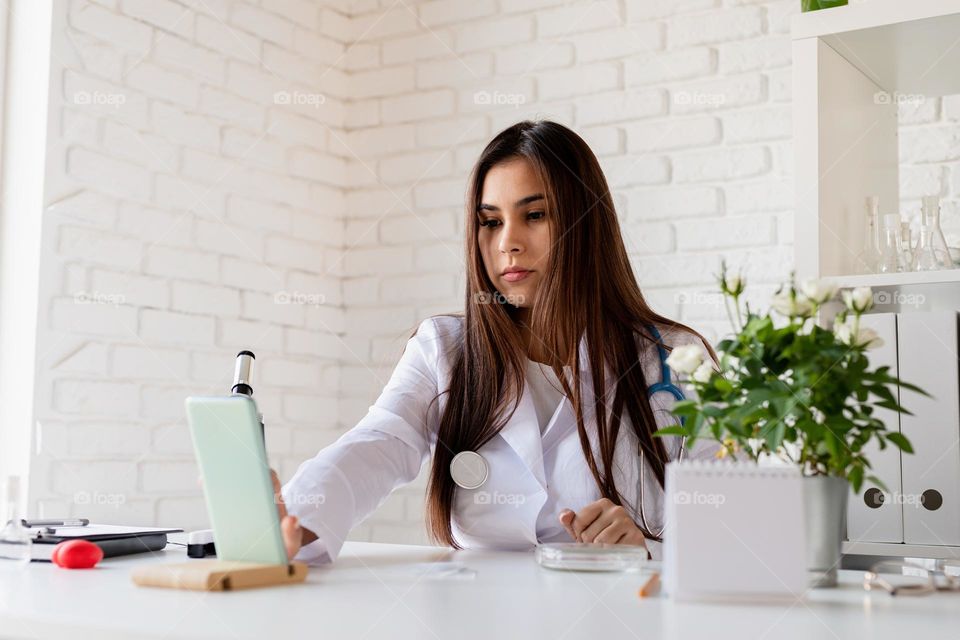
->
<box><xmin>803</xmin><ymin>475</ymin><xmax>849</xmax><ymax>588</ymax></box>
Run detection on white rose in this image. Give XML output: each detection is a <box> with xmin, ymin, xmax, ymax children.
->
<box><xmin>842</xmin><ymin>286</ymin><xmax>874</xmax><ymax>313</ymax></box>
<box><xmin>771</xmin><ymin>291</ymin><xmax>814</xmax><ymax>317</ymax></box>
<box><xmin>724</xmin><ymin>273</ymin><xmax>744</xmax><ymax>295</ymax></box>
<box><xmin>666</xmin><ymin>344</ymin><xmax>704</xmax><ymax>374</ymax></box>
<box><xmin>833</xmin><ymin>317</ymin><xmax>884</xmax><ymax>349</ymax></box>
<box><xmin>856</xmin><ymin>326</ymin><xmax>884</xmax><ymax>349</ymax></box>
<box><xmin>692</xmin><ymin>361</ymin><xmax>714</xmax><ymax>383</ymax></box>
<box><xmin>800</xmin><ymin>279</ymin><xmax>838</xmax><ymax>304</ymax></box>
<box><xmin>833</xmin><ymin>318</ymin><xmax>852</xmax><ymax>345</ymax></box>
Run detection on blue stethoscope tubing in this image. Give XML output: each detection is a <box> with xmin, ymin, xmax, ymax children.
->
<box><xmin>449</xmin><ymin>323</ymin><xmax>687</xmax><ymax>539</ymax></box>
<box><xmin>638</xmin><ymin>323</ymin><xmax>686</xmax><ymax>540</ymax></box>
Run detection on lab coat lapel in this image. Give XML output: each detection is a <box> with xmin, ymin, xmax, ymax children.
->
<box><xmin>497</xmin><ymin>386</ymin><xmax>547</xmax><ymax>492</ymax></box>
<box><xmin>499</xmin><ymin>333</ymin><xmax>598</xmax><ymax>492</ymax></box>
<box><xmin>541</xmin><ymin>333</ymin><xmax>595</xmax><ymax>443</ymax></box>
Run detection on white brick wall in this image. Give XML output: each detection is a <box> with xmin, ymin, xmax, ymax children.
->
<box><xmin>21</xmin><ymin>0</ymin><xmax>960</xmax><ymax>546</ymax></box>
<box><xmin>30</xmin><ymin>0</ymin><xmax>348</xmax><ymax>529</ymax></box>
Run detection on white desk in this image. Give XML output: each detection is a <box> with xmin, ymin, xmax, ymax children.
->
<box><xmin>0</xmin><ymin>540</ymin><xmax>956</xmax><ymax>639</ymax></box>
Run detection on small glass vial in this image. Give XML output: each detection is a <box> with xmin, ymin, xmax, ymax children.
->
<box><xmin>856</xmin><ymin>196</ymin><xmax>882</xmax><ymax>274</ymax></box>
<box><xmin>920</xmin><ymin>196</ymin><xmax>952</xmax><ymax>269</ymax></box>
<box><xmin>878</xmin><ymin>214</ymin><xmax>901</xmax><ymax>274</ymax></box>
<box><xmin>899</xmin><ymin>221</ymin><xmax>914</xmax><ymax>272</ymax></box>
<box><xmin>913</xmin><ymin>225</ymin><xmax>942</xmax><ymax>272</ymax></box>
<box><xmin>0</xmin><ymin>476</ymin><xmax>32</xmax><ymax>564</ymax></box>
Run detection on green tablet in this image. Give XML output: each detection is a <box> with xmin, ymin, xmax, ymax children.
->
<box><xmin>185</xmin><ymin>395</ymin><xmax>287</xmax><ymax>565</ymax></box>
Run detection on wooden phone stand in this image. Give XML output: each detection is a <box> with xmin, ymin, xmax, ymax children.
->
<box><xmin>132</xmin><ymin>560</ymin><xmax>308</xmax><ymax>591</ymax></box>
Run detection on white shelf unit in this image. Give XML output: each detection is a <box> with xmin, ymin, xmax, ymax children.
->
<box><xmin>793</xmin><ymin>0</ymin><xmax>960</xmax><ymax>282</ymax></box>
<box><xmin>793</xmin><ymin>0</ymin><xmax>960</xmax><ymax>560</ymax></box>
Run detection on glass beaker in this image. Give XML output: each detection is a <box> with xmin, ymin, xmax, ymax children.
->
<box><xmin>878</xmin><ymin>214</ymin><xmax>901</xmax><ymax>274</ymax></box>
<box><xmin>0</xmin><ymin>476</ymin><xmax>32</xmax><ymax>564</ymax></box>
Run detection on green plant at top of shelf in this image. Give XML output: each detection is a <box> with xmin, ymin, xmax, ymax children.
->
<box><xmin>656</xmin><ymin>263</ymin><xmax>928</xmax><ymax>493</ymax></box>
<box><xmin>802</xmin><ymin>0</ymin><xmax>848</xmax><ymax>12</ymax></box>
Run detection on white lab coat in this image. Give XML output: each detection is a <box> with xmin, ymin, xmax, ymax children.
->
<box><xmin>282</xmin><ymin>315</ymin><xmax>719</xmax><ymax>564</ymax></box>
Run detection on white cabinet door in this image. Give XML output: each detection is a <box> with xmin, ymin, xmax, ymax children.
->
<box><xmin>847</xmin><ymin>312</ymin><xmax>903</xmax><ymax>543</ymax></box>
<box><xmin>898</xmin><ymin>311</ymin><xmax>960</xmax><ymax>546</ymax></box>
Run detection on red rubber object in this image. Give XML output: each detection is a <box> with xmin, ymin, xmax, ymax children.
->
<box><xmin>51</xmin><ymin>539</ymin><xmax>103</xmax><ymax>569</ymax></box>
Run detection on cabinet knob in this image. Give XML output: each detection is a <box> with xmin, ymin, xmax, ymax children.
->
<box><xmin>922</xmin><ymin>489</ymin><xmax>943</xmax><ymax>511</ymax></box>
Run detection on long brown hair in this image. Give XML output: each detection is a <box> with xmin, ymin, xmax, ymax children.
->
<box><xmin>422</xmin><ymin>120</ymin><xmax>715</xmax><ymax>548</ymax></box>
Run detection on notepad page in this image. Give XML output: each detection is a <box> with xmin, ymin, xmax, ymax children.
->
<box><xmin>663</xmin><ymin>460</ymin><xmax>807</xmax><ymax>602</ymax></box>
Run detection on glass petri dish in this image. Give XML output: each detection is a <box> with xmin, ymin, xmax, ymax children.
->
<box><xmin>535</xmin><ymin>542</ymin><xmax>649</xmax><ymax>572</ymax></box>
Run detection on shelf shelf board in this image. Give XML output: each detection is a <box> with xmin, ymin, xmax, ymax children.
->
<box><xmin>821</xmin><ymin>269</ymin><xmax>960</xmax><ymax>289</ymax></box>
<box><xmin>843</xmin><ymin>540</ymin><xmax>960</xmax><ymax>559</ymax></box>
<box><xmin>792</xmin><ymin>0</ymin><xmax>960</xmax><ymax>96</ymax></box>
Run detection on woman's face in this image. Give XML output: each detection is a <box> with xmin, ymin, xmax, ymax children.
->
<box><xmin>477</xmin><ymin>157</ymin><xmax>552</xmax><ymax>310</ymax></box>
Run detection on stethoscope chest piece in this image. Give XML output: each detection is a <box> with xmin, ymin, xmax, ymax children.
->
<box><xmin>450</xmin><ymin>451</ymin><xmax>488</xmax><ymax>489</ymax></box>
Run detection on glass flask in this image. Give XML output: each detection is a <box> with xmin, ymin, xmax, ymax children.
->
<box><xmin>899</xmin><ymin>221</ymin><xmax>914</xmax><ymax>272</ymax></box>
<box><xmin>913</xmin><ymin>225</ymin><xmax>942</xmax><ymax>272</ymax></box>
<box><xmin>920</xmin><ymin>196</ymin><xmax>952</xmax><ymax>269</ymax></box>
<box><xmin>856</xmin><ymin>196</ymin><xmax>882</xmax><ymax>274</ymax></box>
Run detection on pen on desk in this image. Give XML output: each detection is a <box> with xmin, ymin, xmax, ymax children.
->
<box><xmin>638</xmin><ymin>572</ymin><xmax>661</xmax><ymax>598</ymax></box>
<box><xmin>21</xmin><ymin>518</ymin><xmax>89</xmax><ymax>528</ymax></box>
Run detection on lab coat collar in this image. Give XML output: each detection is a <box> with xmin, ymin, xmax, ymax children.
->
<box><xmin>498</xmin><ymin>332</ymin><xmax>601</xmax><ymax>494</ymax></box>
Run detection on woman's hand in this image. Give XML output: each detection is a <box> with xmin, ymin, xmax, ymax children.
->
<box><xmin>559</xmin><ymin>498</ymin><xmax>649</xmax><ymax>549</ymax></box>
<box><xmin>271</xmin><ymin>469</ymin><xmax>312</xmax><ymax>561</ymax></box>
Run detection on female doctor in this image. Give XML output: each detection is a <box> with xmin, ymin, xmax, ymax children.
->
<box><xmin>275</xmin><ymin>120</ymin><xmax>719</xmax><ymax>565</ymax></box>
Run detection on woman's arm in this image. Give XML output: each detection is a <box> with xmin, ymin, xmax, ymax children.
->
<box><xmin>278</xmin><ymin>317</ymin><xmax>450</xmax><ymax>564</ymax></box>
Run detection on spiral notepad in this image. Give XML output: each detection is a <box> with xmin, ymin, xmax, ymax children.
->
<box><xmin>663</xmin><ymin>461</ymin><xmax>807</xmax><ymax>602</ymax></box>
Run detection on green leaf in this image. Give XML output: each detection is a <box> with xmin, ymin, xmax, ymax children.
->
<box><xmin>866</xmin><ymin>475</ymin><xmax>889</xmax><ymax>493</ymax></box>
<box><xmin>654</xmin><ymin>425</ymin><xmax>687</xmax><ymax>438</ymax></box>
<box><xmin>763</xmin><ymin>419</ymin><xmax>786</xmax><ymax>451</ymax></box>
<box><xmin>849</xmin><ymin>465</ymin><xmax>864</xmax><ymax>494</ymax></box>
<box><xmin>714</xmin><ymin>378</ymin><xmax>734</xmax><ymax>394</ymax></box>
<box><xmin>886</xmin><ymin>431</ymin><xmax>914</xmax><ymax>454</ymax></box>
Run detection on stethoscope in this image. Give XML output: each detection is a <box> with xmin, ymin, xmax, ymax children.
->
<box><xmin>449</xmin><ymin>324</ymin><xmax>687</xmax><ymax>539</ymax></box>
